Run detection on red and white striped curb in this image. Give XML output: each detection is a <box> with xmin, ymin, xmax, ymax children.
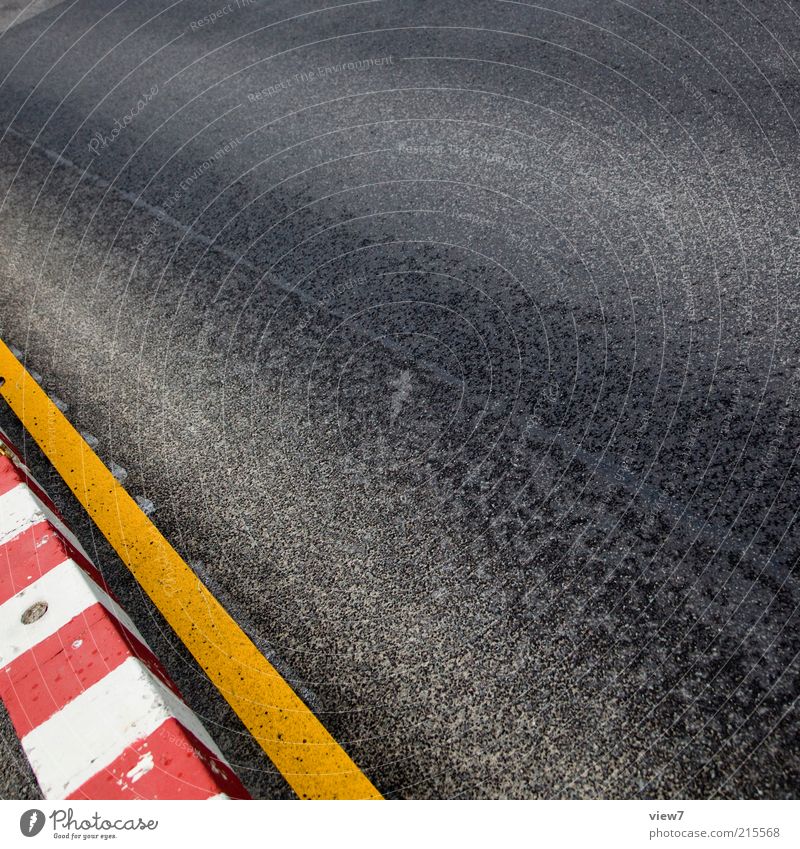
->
<box><xmin>0</xmin><ymin>426</ymin><xmax>250</xmax><ymax>800</ymax></box>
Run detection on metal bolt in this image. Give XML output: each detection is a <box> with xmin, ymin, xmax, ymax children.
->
<box><xmin>21</xmin><ymin>602</ymin><xmax>48</xmax><ymax>624</ymax></box>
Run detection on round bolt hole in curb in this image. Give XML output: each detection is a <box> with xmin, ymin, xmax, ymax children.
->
<box><xmin>20</xmin><ymin>601</ymin><xmax>48</xmax><ymax>624</ymax></box>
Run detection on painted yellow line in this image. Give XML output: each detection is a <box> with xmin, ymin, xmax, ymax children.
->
<box><xmin>0</xmin><ymin>339</ymin><xmax>381</xmax><ymax>800</ymax></box>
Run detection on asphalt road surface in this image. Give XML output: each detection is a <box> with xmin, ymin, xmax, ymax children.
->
<box><xmin>0</xmin><ymin>0</ymin><xmax>799</xmax><ymax>799</ymax></box>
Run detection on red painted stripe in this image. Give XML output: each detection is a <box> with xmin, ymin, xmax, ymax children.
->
<box><xmin>0</xmin><ymin>455</ymin><xmax>20</xmax><ymax>497</ymax></box>
<box><xmin>0</xmin><ymin>603</ymin><xmax>183</xmax><ymax>737</ymax></box>
<box><xmin>67</xmin><ymin>717</ymin><xmax>250</xmax><ymax>799</ymax></box>
<box><xmin>0</xmin><ymin>520</ymin><xmax>112</xmax><ymax>605</ymax></box>
<box><xmin>0</xmin><ymin>455</ymin><xmax>64</xmax><ymax>520</ymax></box>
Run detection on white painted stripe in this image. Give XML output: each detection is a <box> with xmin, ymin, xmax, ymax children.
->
<box><xmin>126</xmin><ymin>750</ymin><xmax>154</xmax><ymax>783</ymax></box>
<box><xmin>0</xmin><ymin>557</ymin><xmax>147</xmax><ymax>667</ymax></box>
<box><xmin>22</xmin><ymin>656</ymin><xmax>227</xmax><ymax>797</ymax></box>
<box><xmin>0</xmin><ymin>483</ymin><xmax>44</xmax><ymax>545</ymax></box>
<box><xmin>0</xmin><ymin>482</ymin><xmax>90</xmax><ymax>558</ymax></box>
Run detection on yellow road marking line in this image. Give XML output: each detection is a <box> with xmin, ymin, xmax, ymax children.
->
<box><xmin>0</xmin><ymin>340</ymin><xmax>381</xmax><ymax>800</ymax></box>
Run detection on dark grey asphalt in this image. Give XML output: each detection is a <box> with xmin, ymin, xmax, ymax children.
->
<box><xmin>0</xmin><ymin>0</ymin><xmax>798</xmax><ymax>799</ymax></box>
